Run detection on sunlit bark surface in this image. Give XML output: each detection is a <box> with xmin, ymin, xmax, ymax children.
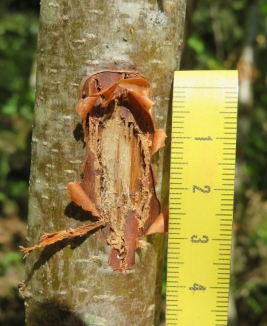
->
<box><xmin>22</xmin><ymin>1</ymin><xmax>186</xmax><ymax>325</ymax></box>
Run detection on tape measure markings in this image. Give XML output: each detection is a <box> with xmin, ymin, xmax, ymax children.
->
<box><xmin>166</xmin><ymin>71</ymin><xmax>238</xmax><ymax>326</ymax></box>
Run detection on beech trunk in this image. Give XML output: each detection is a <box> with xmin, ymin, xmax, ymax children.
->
<box><xmin>22</xmin><ymin>1</ymin><xmax>186</xmax><ymax>325</ymax></box>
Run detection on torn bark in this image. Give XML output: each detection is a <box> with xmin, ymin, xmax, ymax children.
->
<box><xmin>22</xmin><ymin>1</ymin><xmax>186</xmax><ymax>325</ymax></box>
<box><xmin>21</xmin><ymin>71</ymin><xmax>167</xmax><ymax>271</ymax></box>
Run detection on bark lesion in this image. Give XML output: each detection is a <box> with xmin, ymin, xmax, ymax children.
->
<box><xmin>21</xmin><ymin>71</ymin><xmax>168</xmax><ymax>271</ymax></box>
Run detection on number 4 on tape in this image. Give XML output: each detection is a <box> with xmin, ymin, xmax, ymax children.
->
<box><xmin>166</xmin><ymin>71</ymin><xmax>238</xmax><ymax>326</ymax></box>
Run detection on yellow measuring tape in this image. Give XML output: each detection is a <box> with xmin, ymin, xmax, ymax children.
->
<box><xmin>166</xmin><ymin>71</ymin><xmax>238</xmax><ymax>326</ymax></box>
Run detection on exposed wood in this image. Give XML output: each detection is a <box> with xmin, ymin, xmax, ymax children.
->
<box><xmin>21</xmin><ymin>0</ymin><xmax>186</xmax><ymax>325</ymax></box>
<box><xmin>21</xmin><ymin>71</ymin><xmax>167</xmax><ymax>271</ymax></box>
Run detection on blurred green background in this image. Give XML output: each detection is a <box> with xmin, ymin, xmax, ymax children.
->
<box><xmin>0</xmin><ymin>0</ymin><xmax>266</xmax><ymax>325</ymax></box>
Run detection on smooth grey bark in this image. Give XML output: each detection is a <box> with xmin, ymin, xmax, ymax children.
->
<box><xmin>22</xmin><ymin>1</ymin><xmax>186</xmax><ymax>325</ymax></box>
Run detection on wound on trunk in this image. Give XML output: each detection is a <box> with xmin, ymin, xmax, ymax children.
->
<box><xmin>21</xmin><ymin>70</ymin><xmax>168</xmax><ymax>271</ymax></box>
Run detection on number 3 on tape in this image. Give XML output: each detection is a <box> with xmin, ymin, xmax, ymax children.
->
<box><xmin>166</xmin><ymin>71</ymin><xmax>238</xmax><ymax>326</ymax></box>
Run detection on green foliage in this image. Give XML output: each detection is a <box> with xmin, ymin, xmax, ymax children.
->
<box><xmin>0</xmin><ymin>252</ymin><xmax>22</xmax><ymax>276</ymax></box>
<box><xmin>0</xmin><ymin>2</ymin><xmax>39</xmax><ymax>326</ymax></box>
<box><xmin>0</xmin><ymin>10</ymin><xmax>38</xmax><ymax>212</ymax></box>
<box><xmin>0</xmin><ymin>0</ymin><xmax>266</xmax><ymax>325</ymax></box>
<box><xmin>180</xmin><ymin>0</ymin><xmax>267</xmax><ymax>324</ymax></box>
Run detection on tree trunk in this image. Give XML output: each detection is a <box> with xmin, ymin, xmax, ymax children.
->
<box><xmin>21</xmin><ymin>1</ymin><xmax>186</xmax><ymax>325</ymax></box>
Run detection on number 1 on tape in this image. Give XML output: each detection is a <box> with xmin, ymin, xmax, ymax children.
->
<box><xmin>166</xmin><ymin>71</ymin><xmax>238</xmax><ymax>326</ymax></box>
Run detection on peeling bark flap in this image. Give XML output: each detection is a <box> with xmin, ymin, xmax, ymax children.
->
<box><xmin>20</xmin><ymin>71</ymin><xmax>167</xmax><ymax>271</ymax></box>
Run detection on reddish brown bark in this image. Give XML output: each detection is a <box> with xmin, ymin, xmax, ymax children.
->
<box><xmin>21</xmin><ymin>71</ymin><xmax>167</xmax><ymax>271</ymax></box>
